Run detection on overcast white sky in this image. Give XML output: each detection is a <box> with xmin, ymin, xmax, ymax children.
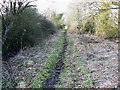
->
<box><xmin>33</xmin><ymin>0</ymin><xmax>73</xmax><ymax>14</ymax></box>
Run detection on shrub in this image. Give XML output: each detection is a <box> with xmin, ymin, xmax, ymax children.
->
<box><xmin>95</xmin><ymin>2</ymin><xmax>118</xmax><ymax>38</ymax></box>
<box><xmin>2</xmin><ymin>7</ymin><xmax>56</xmax><ymax>56</ymax></box>
<box><xmin>82</xmin><ymin>16</ymin><xmax>95</xmax><ymax>34</ymax></box>
<box><xmin>46</xmin><ymin>10</ymin><xmax>64</xmax><ymax>29</ymax></box>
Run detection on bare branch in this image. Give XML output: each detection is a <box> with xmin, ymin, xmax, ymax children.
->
<box><xmin>100</xmin><ymin>7</ymin><xmax>119</xmax><ymax>11</ymax></box>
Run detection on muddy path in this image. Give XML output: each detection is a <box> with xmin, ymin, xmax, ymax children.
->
<box><xmin>43</xmin><ymin>31</ymin><xmax>68</xmax><ymax>88</ymax></box>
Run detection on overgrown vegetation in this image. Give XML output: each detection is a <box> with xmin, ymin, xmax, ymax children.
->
<box><xmin>95</xmin><ymin>2</ymin><xmax>118</xmax><ymax>38</ymax></box>
<box><xmin>66</xmin><ymin>1</ymin><xmax>119</xmax><ymax>38</ymax></box>
<box><xmin>1</xmin><ymin>0</ymin><xmax>64</xmax><ymax>88</ymax></box>
<box><xmin>1</xmin><ymin>0</ymin><xmax>60</xmax><ymax>59</ymax></box>
<box><xmin>31</xmin><ymin>30</ymin><xmax>65</xmax><ymax>88</ymax></box>
<box><xmin>45</xmin><ymin>10</ymin><xmax>64</xmax><ymax>29</ymax></box>
<box><xmin>3</xmin><ymin>7</ymin><xmax>56</xmax><ymax>57</ymax></box>
<box><xmin>82</xmin><ymin>16</ymin><xmax>95</xmax><ymax>34</ymax></box>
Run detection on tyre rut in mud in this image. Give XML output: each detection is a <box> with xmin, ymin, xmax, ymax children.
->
<box><xmin>43</xmin><ymin>31</ymin><xmax>68</xmax><ymax>88</ymax></box>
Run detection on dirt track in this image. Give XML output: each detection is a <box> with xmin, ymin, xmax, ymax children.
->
<box><xmin>43</xmin><ymin>31</ymin><xmax>68</xmax><ymax>88</ymax></box>
<box><xmin>2</xmin><ymin>31</ymin><xmax>118</xmax><ymax>88</ymax></box>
